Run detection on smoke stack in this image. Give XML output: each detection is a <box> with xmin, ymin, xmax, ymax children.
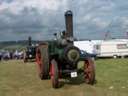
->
<box><xmin>65</xmin><ymin>10</ymin><xmax>73</xmax><ymax>38</ymax></box>
<box><xmin>28</xmin><ymin>36</ymin><xmax>32</xmax><ymax>46</ymax></box>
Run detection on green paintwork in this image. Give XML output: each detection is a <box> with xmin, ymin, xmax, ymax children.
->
<box><xmin>47</xmin><ymin>40</ymin><xmax>65</xmax><ymax>60</ymax></box>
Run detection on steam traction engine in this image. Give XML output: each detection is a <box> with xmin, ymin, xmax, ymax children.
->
<box><xmin>36</xmin><ymin>11</ymin><xmax>95</xmax><ymax>88</ymax></box>
<box><xmin>23</xmin><ymin>36</ymin><xmax>36</xmax><ymax>62</ymax></box>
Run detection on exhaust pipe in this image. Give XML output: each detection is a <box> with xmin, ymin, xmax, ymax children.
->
<box><xmin>65</xmin><ymin>10</ymin><xmax>73</xmax><ymax>38</ymax></box>
<box><xmin>28</xmin><ymin>36</ymin><xmax>32</xmax><ymax>46</ymax></box>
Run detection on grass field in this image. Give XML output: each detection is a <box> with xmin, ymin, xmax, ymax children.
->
<box><xmin>0</xmin><ymin>59</ymin><xmax>128</xmax><ymax>96</ymax></box>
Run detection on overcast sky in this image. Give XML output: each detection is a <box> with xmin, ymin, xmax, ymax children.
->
<box><xmin>0</xmin><ymin>0</ymin><xmax>128</xmax><ymax>41</ymax></box>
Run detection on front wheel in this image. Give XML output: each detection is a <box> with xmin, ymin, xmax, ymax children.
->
<box><xmin>50</xmin><ymin>59</ymin><xmax>59</xmax><ymax>88</ymax></box>
<box><xmin>84</xmin><ymin>58</ymin><xmax>95</xmax><ymax>85</ymax></box>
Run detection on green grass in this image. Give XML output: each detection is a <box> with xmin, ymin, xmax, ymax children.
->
<box><xmin>0</xmin><ymin>59</ymin><xmax>128</xmax><ymax>96</ymax></box>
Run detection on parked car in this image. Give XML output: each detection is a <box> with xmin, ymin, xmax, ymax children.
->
<box><xmin>80</xmin><ymin>50</ymin><xmax>97</xmax><ymax>60</ymax></box>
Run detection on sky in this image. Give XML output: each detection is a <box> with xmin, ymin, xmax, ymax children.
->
<box><xmin>0</xmin><ymin>0</ymin><xmax>128</xmax><ymax>41</ymax></box>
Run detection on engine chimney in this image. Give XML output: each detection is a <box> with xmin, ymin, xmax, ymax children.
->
<box><xmin>28</xmin><ymin>36</ymin><xmax>32</xmax><ymax>46</ymax></box>
<box><xmin>65</xmin><ymin>10</ymin><xmax>73</xmax><ymax>38</ymax></box>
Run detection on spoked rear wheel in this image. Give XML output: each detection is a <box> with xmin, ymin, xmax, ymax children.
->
<box><xmin>36</xmin><ymin>44</ymin><xmax>49</xmax><ymax>79</ymax></box>
<box><xmin>50</xmin><ymin>59</ymin><xmax>59</xmax><ymax>88</ymax></box>
<box><xmin>84</xmin><ymin>58</ymin><xmax>95</xmax><ymax>85</ymax></box>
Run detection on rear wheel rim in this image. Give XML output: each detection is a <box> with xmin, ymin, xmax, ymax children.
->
<box><xmin>84</xmin><ymin>58</ymin><xmax>95</xmax><ymax>84</ymax></box>
<box><xmin>36</xmin><ymin>49</ymin><xmax>43</xmax><ymax>77</ymax></box>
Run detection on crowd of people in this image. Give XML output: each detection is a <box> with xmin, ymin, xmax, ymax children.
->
<box><xmin>0</xmin><ymin>50</ymin><xmax>24</xmax><ymax>61</ymax></box>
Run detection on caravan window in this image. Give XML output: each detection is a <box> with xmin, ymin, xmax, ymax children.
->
<box><xmin>94</xmin><ymin>44</ymin><xmax>101</xmax><ymax>50</ymax></box>
<box><xmin>117</xmin><ymin>44</ymin><xmax>128</xmax><ymax>49</ymax></box>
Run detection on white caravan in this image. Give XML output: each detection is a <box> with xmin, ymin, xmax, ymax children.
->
<box><xmin>94</xmin><ymin>39</ymin><xmax>128</xmax><ymax>58</ymax></box>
